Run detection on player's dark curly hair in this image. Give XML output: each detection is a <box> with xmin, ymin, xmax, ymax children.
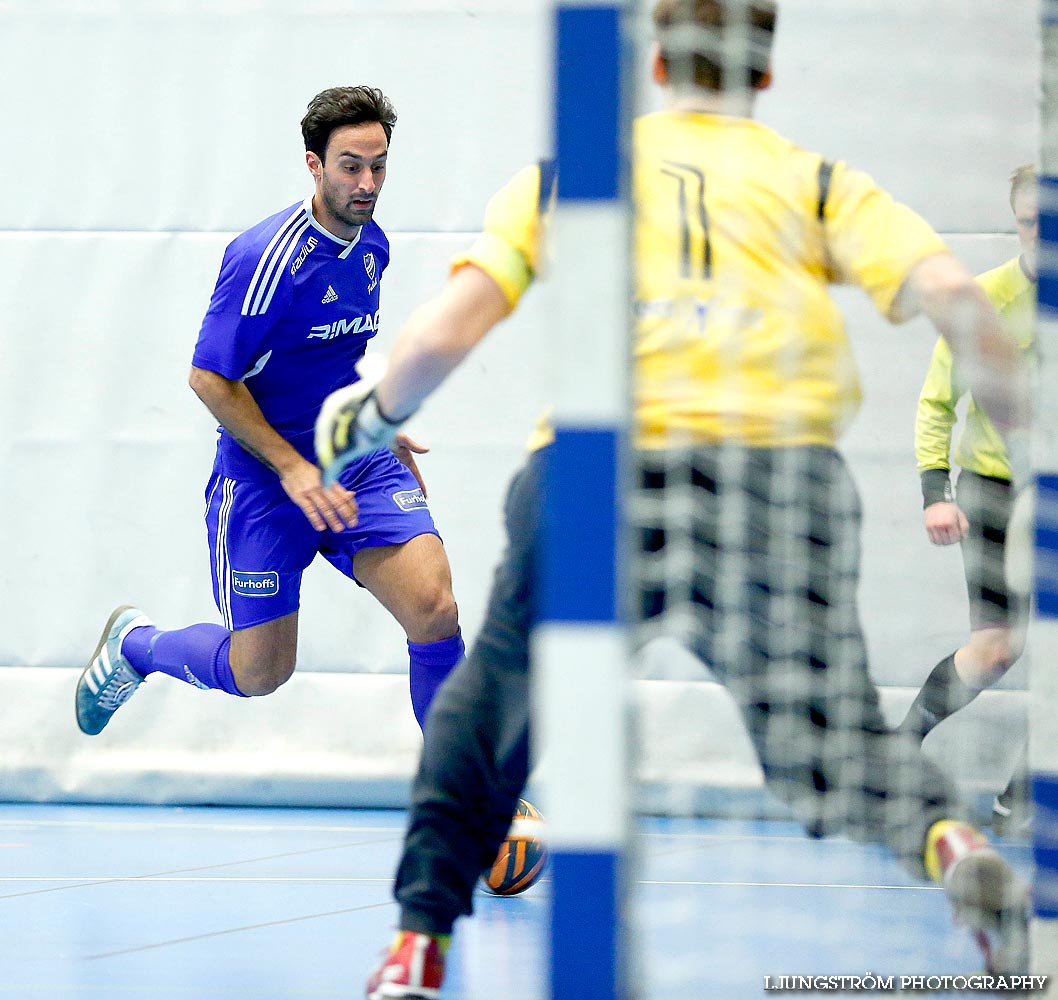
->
<box><xmin>301</xmin><ymin>86</ymin><xmax>397</xmax><ymax>161</ymax></box>
<box><xmin>653</xmin><ymin>0</ymin><xmax>777</xmax><ymax>93</ymax></box>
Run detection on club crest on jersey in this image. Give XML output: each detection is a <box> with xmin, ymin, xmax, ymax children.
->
<box><xmin>364</xmin><ymin>252</ymin><xmax>378</xmax><ymax>293</ymax></box>
<box><xmin>392</xmin><ymin>489</ymin><xmax>427</xmax><ymax>512</ymax></box>
<box><xmin>231</xmin><ymin>570</ymin><xmax>279</xmax><ymax>597</ymax></box>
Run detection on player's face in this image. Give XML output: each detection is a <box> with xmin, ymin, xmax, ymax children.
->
<box><xmin>1013</xmin><ymin>186</ymin><xmax>1038</xmax><ymax>280</ymax></box>
<box><xmin>309</xmin><ymin>122</ymin><xmax>389</xmax><ymax>237</ymax></box>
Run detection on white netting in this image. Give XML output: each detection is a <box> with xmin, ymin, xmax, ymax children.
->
<box><xmin>616</xmin><ymin>1</ymin><xmax>1041</xmax><ymax>994</ymax></box>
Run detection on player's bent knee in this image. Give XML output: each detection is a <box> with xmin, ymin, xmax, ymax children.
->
<box><xmin>974</xmin><ymin>664</ymin><xmax>1008</xmax><ymax>689</ymax></box>
<box><xmin>229</xmin><ymin>650</ymin><xmax>297</xmax><ymax>696</ymax></box>
<box><xmin>408</xmin><ymin>590</ymin><xmax>460</xmax><ymax>644</ymax></box>
<box><xmin>238</xmin><ymin>667</ymin><xmax>296</xmax><ymax>696</ymax></box>
<box><xmin>964</xmin><ymin>638</ymin><xmax>1016</xmax><ymax>687</ymax></box>
<box><xmin>425</xmin><ymin>595</ymin><xmax>460</xmax><ymax>641</ymax></box>
<box><xmin>982</xmin><ymin>649</ymin><xmax>1015</xmax><ymax>682</ymax></box>
<box><xmin>434</xmin><ymin>593</ymin><xmax>460</xmax><ymax>635</ymax></box>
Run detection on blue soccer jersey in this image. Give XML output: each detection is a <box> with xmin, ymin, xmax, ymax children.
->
<box><xmin>192</xmin><ymin>198</ymin><xmax>389</xmax><ymax>481</ymax></box>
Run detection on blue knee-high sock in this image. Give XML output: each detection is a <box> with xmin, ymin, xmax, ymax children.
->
<box><xmin>407</xmin><ymin>630</ymin><xmax>465</xmax><ymax>730</ymax></box>
<box><xmin>121</xmin><ymin>624</ymin><xmax>246</xmax><ymax>697</ymax></box>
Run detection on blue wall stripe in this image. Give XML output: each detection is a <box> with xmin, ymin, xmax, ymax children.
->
<box><xmin>1033</xmin><ymin>773</ymin><xmax>1058</xmax><ymax>918</ymax></box>
<box><xmin>540</xmin><ymin>428</ymin><xmax>619</xmax><ymax>623</ymax></box>
<box><xmin>1037</xmin><ymin>475</ymin><xmax>1058</xmax><ymax>618</ymax></box>
<box><xmin>1039</xmin><ymin>175</ymin><xmax>1058</xmax><ymax>312</ymax></box>
<box><xmin>555</xmin><ymin>5</ymin><xmax>621</xmax><ymax>201</ymax></box>
<box><xmin>550</xmin><ymin>850</ymin><xmax>620</xmax><ymax>999</ymax></box>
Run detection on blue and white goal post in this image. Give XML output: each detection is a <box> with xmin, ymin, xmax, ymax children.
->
<box><xmin>1032</xmin><ymin>1</ymin><xmax>1058</xmax><ymax>988</ymax></box>
<box><xmin>533</xmin><ymin>2</ymin><xmax>634</xmax><ymax>1000</ymax></box>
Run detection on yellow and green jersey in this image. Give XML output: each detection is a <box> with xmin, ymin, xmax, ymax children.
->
<box><xmin>915</xmin><ymin>256</ymin><xmax>1035</xmax><ymax>483</ymax></box>
<box><xmin>633</xmin><ymin>111</ymin><xmax>947</xmax><ymax>449</ymax></box>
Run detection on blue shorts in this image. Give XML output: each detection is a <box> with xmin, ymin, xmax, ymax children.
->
<box><xmin>204</xmin><ymin>448</ymin><xmax>439</xmax><ymax>630</ymax></box>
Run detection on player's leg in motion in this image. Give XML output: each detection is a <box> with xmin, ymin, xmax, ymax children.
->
<box><xmin>76</xmin><ymin>601</ymin><xmax>294</xmax><ymax>737</ymax></box>
<box><xmin>366</xmin><ymin>454</ymin><xmax>540</xmax><ymax>1000</ymax></box>
<box><xmin>899</xmin><ymin>473</ymin><xmax>1023</xmax><ymax>741</ymax></box>
<box><xmin>352</xmin><ymin>533</ymin><xmax>463</xmax><ymax>730</ymax></box>
<box><xmin>327</xmin><ymin>447</ymin><xmax>464</xmax><ymax>730</ymax></box>
<box><xmin>897</xmin><ymin>472</ymin><xmax>1028</xmax><ymax>832</ymax></box>
<box><xmin>75</xmin><ymin>469</ymin><xmax>314</xmax><ymax>735</ymax></box>
<box><xmin>638</xmin><ymin>445</ymin><xmax>1028</xmax><ymax>973</ymax></box>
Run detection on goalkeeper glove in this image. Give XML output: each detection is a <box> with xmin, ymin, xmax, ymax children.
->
<box><xmin>315</xmin><ymin>354</ymin><xmax>404</xmax><ymax>486</ymax></box>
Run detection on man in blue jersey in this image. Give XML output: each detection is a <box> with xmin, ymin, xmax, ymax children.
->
<box><xmin>76</xmin><ymin>86</ymin><xmax>465</xmax><ymax>734</ymax></box>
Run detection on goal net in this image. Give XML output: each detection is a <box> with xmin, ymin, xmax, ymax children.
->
<box><xmin>539</xmin><ymin>2</ymin><xmax>1055</xmax><ymax>997</ymax></box>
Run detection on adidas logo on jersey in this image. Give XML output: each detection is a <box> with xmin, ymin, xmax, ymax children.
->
<box><xmin>322</xmin><ymin>285</ymin><xmax>339</xmax><ymax>304</ymax></box>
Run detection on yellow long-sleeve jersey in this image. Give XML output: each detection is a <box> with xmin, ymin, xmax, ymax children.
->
<box><xmin>915</xmin><ymin>256</ymin><xmax>1035</xmax><ymax>483</ymax></box>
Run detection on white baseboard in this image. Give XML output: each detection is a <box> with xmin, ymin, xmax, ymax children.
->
<box><xmin>1</xmin><ymin>667</ymin><xmax>1025</xmax><ymax>818</ymax></box>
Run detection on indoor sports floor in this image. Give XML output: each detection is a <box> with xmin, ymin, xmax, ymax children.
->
<box><xmin>0</xmin><ymin>804</ymin><xmax>1031</xmax><ymax>999</ymax></box>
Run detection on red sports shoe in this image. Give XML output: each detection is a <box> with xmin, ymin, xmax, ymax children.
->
<box><xmin>926</xmin><ymin>820</ymin><xmax>1029</xmax><ymax>974</ymax></box>
<box><xmin>365</xmin><ymin>931</ymin><xmax>446</xmax><ymax>1000</ymax></box>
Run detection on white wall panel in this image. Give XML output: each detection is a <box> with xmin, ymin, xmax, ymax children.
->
<box><xmin>0</xmin><ymin>1</ymin><xmax>548</xmax><ymax>233</ymax></box>
<box><xmin>762</xmin><ymin>0</ymin><xmax>1039</xmax><ymax>234</ymax></box>
<box><xmin>634</xmin><ymin>0</ymin><xmax>1039</xmax><ymax>234</ymax></box>
<box><xmin>2</xmin><ymin>2</ymin><xmax>1036</xmax><ymax>234</ymax></box>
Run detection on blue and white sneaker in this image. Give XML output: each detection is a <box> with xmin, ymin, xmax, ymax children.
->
<box><xmin>75</xmin><ymin>605</ymin><xmax>153</xmax><ymax>735</ymax></box>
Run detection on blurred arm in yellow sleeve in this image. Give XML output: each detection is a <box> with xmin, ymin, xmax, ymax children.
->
<box><xmin>378</xmin><ymin>163</ymin><xmax>552</xmax><ymax>422</ymax></box>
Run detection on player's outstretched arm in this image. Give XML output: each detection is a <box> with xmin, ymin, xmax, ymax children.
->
<box><xmin>378</xmin><ymin>264</ymin><xmax>512</xmax><ymax>421</ymax></box>
<box><xmin>893</xmin><ymin>253</ymin><xmax>1030</xmax><ymax>471</ymax></box>
<box><xmin>316</xmin><ymin>162</ymin><xmax>548</xmax><ymax>484</ymax></box>
<box><xmin>824</xmin><ymin>166</ymin><xmax>1028</xmax><ymax>469</ymax></box>
<box><xmin>315</xmin><ymin>267</ymin><xmax>510</xmax><ymax>484</ymax></box>
<box><xmin>189</xmin><ymin>366</ymin><xmax>357</xmax><ymax>532</ymax></box>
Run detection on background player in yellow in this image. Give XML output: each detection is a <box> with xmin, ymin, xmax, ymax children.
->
<box><xmin>899</xmin><ymin>166</ymin><xmax>1038</xmax><ymax>837</ymax></box>
<box><xmin>318</xmin><ymin>4</ymin><xmax>1033</xmax><ymax>993</ymax></box>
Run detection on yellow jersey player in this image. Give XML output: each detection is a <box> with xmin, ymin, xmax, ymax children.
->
<box><xmin>632</xmin><ymin>0</ymin><xmax>1028</xmax><ymax>977</ymax></box>
<box><xmin>900</xmin><ymin>166</ymin><xmax>1038</xmax><ymax>838</ymax></box>
<box><xmin>317</xmin><ymin>4</ymin><xmax>1032</xmax><ymax>994</ymax></box>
